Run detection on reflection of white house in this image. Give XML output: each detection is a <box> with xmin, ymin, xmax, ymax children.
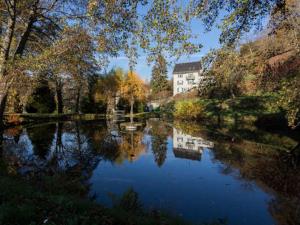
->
<box><xmin>173</xmin><ymin>127</ymin><xmax>214</xmax><ymax>161</ymax></box>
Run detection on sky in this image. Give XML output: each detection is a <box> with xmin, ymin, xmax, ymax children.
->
<box><xmin>105</xmin><ymin>1</ymin><xmax>271</xmax><ymax>82</ymax></box>
<box><xmin>108</xmin><ymin>18</ymin><xmax>222</xmax><ymax>81</ymax></box>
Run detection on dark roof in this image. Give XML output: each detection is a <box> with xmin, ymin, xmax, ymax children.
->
<box><xmin>173</xmin><ymin>61</ymin><xmax>201</xmax><ymax>74</ymax></box>
<box><xmin>173</xmin><ymin>148</ymin><xmax>202</xmax><ymax>161</ymax></box>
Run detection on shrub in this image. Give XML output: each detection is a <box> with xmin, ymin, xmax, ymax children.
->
<box><xmin>160</xmin><ymin>100</ymin><xmax>175</xmax><ymax>114</ymax></box>
<box><xmin>25</xmin><ymin>78</ymin><xmax>56</xmax><ymax>113</ymax></box>
<box><xmin>174</xmin><ymin>100</ymin><xmax>205</xmax><ymax>120</ymax></box>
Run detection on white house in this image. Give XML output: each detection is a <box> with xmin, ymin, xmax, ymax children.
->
<box><xmin>172</xmin><ymin>61</ymin><xmax>203</xmax><ymax>96</ymax></box>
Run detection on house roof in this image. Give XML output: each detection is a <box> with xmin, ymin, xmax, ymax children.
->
<box><xmin>173</xmin><ymin>61</ymin><xmax>201</xmax><ymax>74</ymax></box>
<box><xmin>173</xmin><ymin>148</ymin><xmax>202</xmax><ymax>161</ymax></box>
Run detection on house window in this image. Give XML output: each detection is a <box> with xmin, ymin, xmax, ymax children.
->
<box><xmin>177</xmin><ymin>137</ymin><xmax>183</xmax><ymax>142</ymax></box>
<box><xmin>177</xmin><ymin>87</ymin><xmax>180</xmax><ymax>92</ymax></box>
<box><xmin>177</xmin><ymin>80</ymin><xmax>183</xmax><ymax>85</ymax></box>
<box><xmin>188</xmin><ymin>80</ymin><xmax>194</xmax><ymax>85</ymax></box>
<box><xmin>178</xmin><ymin>74</ymin><xmax>183</xmax><ymax>78</ymax></box>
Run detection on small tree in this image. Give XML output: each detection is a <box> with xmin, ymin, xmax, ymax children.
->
<box><xmin>94</xmin><ymin>68</ymin><xmax>123</xmax><ymax>116</ymax></box>
<box><xmin>121</xmin><ymin>71</ymin><xmax>145</xmax><ymax>123</ymax></box>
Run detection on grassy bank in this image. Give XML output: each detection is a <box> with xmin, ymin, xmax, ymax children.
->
<box><xmin>125</xmin><ymin>112</ymin><xmax>159</xmax><ymax>119</ymax></box>
<box><xmin>163</xmin><ymin>95</ymin><xmax>286</xmax><ymax>126</ymax></box>
<box><xmin>3</xmin><ymin>113</ymin><xmax>107</xmax><ymax>127</ymax></box>
<box><xmin>3</xmin><ymin>112</ymin><xmax>159</xmax><ymax>127</ymax></box>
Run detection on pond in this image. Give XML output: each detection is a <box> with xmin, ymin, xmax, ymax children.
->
<box><xmin>1</xmin><ymin>118</ymin><xmax>300</xmax><ymax>225</ymax></box>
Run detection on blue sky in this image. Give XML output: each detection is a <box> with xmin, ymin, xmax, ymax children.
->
<box><xmin>108</xmin><ymin>18</ymin><xmax>222</xmax><ymax>81</ymax></box>
<box><xmin>106</xmin><ymin>1</ymin><xmax>270</xmax><ymax>81</ymax></box>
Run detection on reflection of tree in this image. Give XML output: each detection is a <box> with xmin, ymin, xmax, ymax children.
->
<box><xmin>212</xmin><ymin>137</ymin><xmax>300</xmax><ymax>225</ymax></box>
<box><xmin>55</xmin><ymin>122</ymin><xmax>64</xmax><ymax>152</ymax></box>
<box><xmin>27</xmin><ymin>123</ymin><xmax>56</xmax><ymax>159</ymax></box>
<box><xmin>119</xmin><ymin>131</ymin><xmax>145</xmax><ymax>163</ymax></box>
<box><xmin>174</xmin><ymin>120</ymin><xmax>300</xmax><ymax>225</ymax></box>
<box><xmin>84</xmin><ymin>120</ymin><xmax>146</xmax><ymax>164</ymax></box>
<box><xmin>49</xmin><ymin>121</ymin><xmax>100</xmax><ymax>175</ymax></box>
<box><xmin>0</xmin><ymin>128</ymin><xmax>3</xmax><ymax>156</ymax></box>
<box><xmin>4</xmin><ymin>127</ymin><xmax>23</xmax><ymax>144</ymax></box>
<box><xmin>269</xmin><ymin>196</ymin><xmax>300</xmax><ymax>225</ymax></box>
<box><xmin>149</xmin><ymin>120</ymin><xmax>171</xmax><ymax>167</ymax></box>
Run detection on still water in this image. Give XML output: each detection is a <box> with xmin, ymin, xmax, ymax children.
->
<box><xmin>2</xmin><ymin>119</ymin><xmax>300</xmax><ymax>225</ymax></box>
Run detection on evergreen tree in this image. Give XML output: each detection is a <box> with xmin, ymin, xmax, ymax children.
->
<box><xmin>150</xmin><ymin>55</ymin><xmax>169</xmax><ymax>95</ymax></box>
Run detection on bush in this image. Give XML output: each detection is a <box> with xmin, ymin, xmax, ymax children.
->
<box><xmin>25</xmin><ymin>78</ymin><xmax>56</xmax><ymax>113</ymax></box>
<box><xmin>160</xmin><ymin>100</ymin><xmax>175</xmax><ymax>114</ymax></box>
<box><xmin>80</xmin><ymin>96</ymin><xmax>106</xmax><ymax>114</ymax></box>
<box><xmin>174</xmin><ymin>100</ymin><xmax>205</xmax><ymax>120</ymax></box>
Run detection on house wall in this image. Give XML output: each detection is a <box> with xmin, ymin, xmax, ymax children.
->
<box><xmin>173</xmin><ymin>70</ymin><xmax>205</xmax><ymax>96</ymax></box>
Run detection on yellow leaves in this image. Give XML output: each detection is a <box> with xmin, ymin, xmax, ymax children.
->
<box><xmin>121</xmin><ymin>71</ymin><xmax>146</xmax><ymax>101</ymax></box>
<box><xmin>87</xmin><ymin>0</ymin><xmax>98</xmax><ymax>15</ymax></box>
<box><xmin>174</xmin><ymin>100</ymin><xmax>205</xmax><ymax>120</ymax></box>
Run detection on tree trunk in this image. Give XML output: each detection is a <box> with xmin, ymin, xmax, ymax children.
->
<box><xmin>0</xmin><ymin>1</ymin><xmax>16</xmax><ymax>126</ymax></box>
<box><xmin>14</xmin><ymin>16</ymin><xmax>36</xmax><ymax>58</ymax></box>
<box><xmin>0</xmin><ymin>3</ymin><xmax>16</xmax><ymax>76</ymax></box>
<box><xmin>106</xmin><ymin>96</ymin><xmax>115</xmax><ymax>117</ymax></box>
<box><xmin>0</xmin><ymin>127</ymin><xmax>3</xmax><ymax>156</ymax></box>
<box><xmin>56</xmin><ymin>81</ymin><xmax>63</xmax><ymax>114</ymax></box>
<box><xmin>130</xmin><ymin>96</ymin><xmax>134</xmax><ymax>123</ymax></box>
<box><xmin>75</xmin><ymin>88</ymin><xmax>81</xmax><ymax>113</ymax></box>
<box><xmin>0</xmin><ymin>92</ymin><xmax>8</xmax><ymax>130</ymax></box>
<box><xmin>13</xmin><ymin>92</ymin><xmax>23</xmax><ymax>113</ymax></box>
<box><xmin>230</xmin><ymin>86</ymin><xmax>235</xmax><ymax>99</ymax></box>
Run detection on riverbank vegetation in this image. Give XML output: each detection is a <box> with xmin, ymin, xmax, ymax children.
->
<box><xmin>170</xmin><ymin>94</ymin><xmax>282</xmax><ymax>125</ymax></box>
<box><xmin>168</xmin><ymin>0</ymin><xmax>299</xmax><ymax>129</ymax></box>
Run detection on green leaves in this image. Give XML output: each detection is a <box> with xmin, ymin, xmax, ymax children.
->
<box><xmin>140</xmin><ymin>0</ymin><xmax>201</xmax><ymax>63</ymax></box>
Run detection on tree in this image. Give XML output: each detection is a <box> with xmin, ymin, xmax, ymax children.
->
<box><xmin>0</xmin><ymin>0</ymin><xmax>71</xmax><ymax>125</ymax></box>
<box><xmin>121</xmin><ymin>71</ymin><xmax>145</xmax><ymax>123</ymax></box>
<box><xmin>140</xmin><ymin>0</ymin><xmax>200</xmax><ymax>64</ymax></box>
<box><xmin>0</xmin><ymin>0</ymin><xmax>201</xmax><ymax>127</ymax></box>
<box><xmin>201</xmin><ymin>48</ymin><xmax>245</xmax><ymax>98</ymax></box>
<box><xmin>150</xmin><ymin>54</ymin><xmax>169</xmax><ymax>96</ymax></box>
<box><xmin>94</xmin><ymin>68</ymin><xmax>123</xmax><ymax>116</ymax></box>
<box><xmin>189</xmin><ymin>0</ymin><xmax>298</xmax><ymax>45</ymax></box>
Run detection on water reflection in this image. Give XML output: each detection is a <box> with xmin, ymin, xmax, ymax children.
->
<box><xmin>173</xmin><ymin>127</ymin><xmax>214</xmax><ymax>161</ymax></box>
<box><xmin>147</xmin><ymin>119</ymin><xmax>171</xmax><ymax>167</ymax></box>
<box><xmin>1</xmin><ymin>119</ymin><xmax>300</xmax><ymax>225</ymax></box>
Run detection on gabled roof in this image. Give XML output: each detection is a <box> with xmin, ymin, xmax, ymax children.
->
<box><xmin>173</xmin><ymin>61</ymin><xmax>201</xmax><ymax>74</ymax></box>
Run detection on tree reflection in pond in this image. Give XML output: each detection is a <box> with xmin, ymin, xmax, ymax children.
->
<box><xmin>148</xmin><ymin>119</ymin><xmax>171</xmax><ymax>167</ymax></box>
<box><xmin>1</xmin><ymin>119</ymin><xmax>300</xmax><ymax>225</ymax></box>
<box><xmin>27</xmin><ymin>123</ymin><xmax>56</xmax><ymax>159</ymax></box>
